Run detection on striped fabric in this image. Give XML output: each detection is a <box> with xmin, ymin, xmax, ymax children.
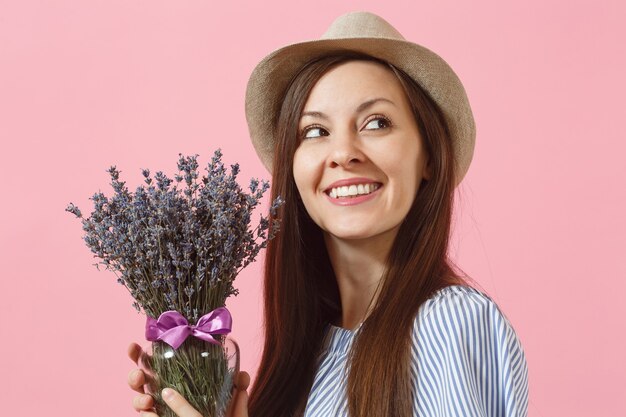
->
<box><xmin>303</xmin><ymin>285</ymin><xmax>529</xmax><ymax>417</ymax></box>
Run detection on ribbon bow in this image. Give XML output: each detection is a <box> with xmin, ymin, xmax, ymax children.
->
<box><xmin>145</xmin><ymin>308</ymin><xmax>232</xmax><ymax>350</ymax></box>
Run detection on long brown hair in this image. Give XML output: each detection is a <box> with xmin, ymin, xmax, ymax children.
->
<box><xmin>248</xmin><ymin>53</ymin><xmax>466</xmax><ymax>417</ymax></box>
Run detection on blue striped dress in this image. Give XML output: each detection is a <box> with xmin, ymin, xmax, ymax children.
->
<box><xmin>303</xmin><ymin>285</ymin><xmax>529</xmax><ymax>417</ymax></box>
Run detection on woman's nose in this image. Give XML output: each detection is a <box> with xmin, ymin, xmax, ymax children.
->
<box><xmin>327</xmin><ymin>131</ymin><xmax>365</xmax><ymax>168</ymax></box>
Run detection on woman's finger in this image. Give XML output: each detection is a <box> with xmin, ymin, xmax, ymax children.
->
<box><xmin>229</xmin><ymin>371</ymin><xmax>250</xmax><ymax>396</ymax></box>
<box><xmin>129</xmin><ymin>342</ymin><xmax>154</xmax><ymax>370</ymax></box>
<box><xmin>227</xmin><ymin>371</ymin><xmax>250</xmax><ymax>417</ymax></box>
<box><xmin>132</xmin><ymin>393</ymin><xmax>154</xmax><ymax>412</ymax></box>
<box><xmin>128</xmin><ymin>342</ymin><xmax>157</xmax><ymax>393</ymax></box>
<box><xmin>128</xmin><ymin>368</ymin><xmax>147</xmax><ymax>393</ymax></box>
<box><xmin>162</xmin><ymin>388</ymin><xmax>202</xmax><ymax>417</ymax></box>
<box><xmin>229</xmin><ymin>388</ymin><xmax>249</xmax><ymax>417</ymax></box>
<box><xmin>235</xmin><ymin>371</ymin><xmax>250</xmax><ymax>391</ymax></box>
<box><xmin>128</xmin><ymin>342</ymin><xmax>143</xmax><ymax>365</ymax></box>
<box><xmin>138</xmin><ymin>412</ymin><xmax>159</xmax><ymax>417</ymax></box>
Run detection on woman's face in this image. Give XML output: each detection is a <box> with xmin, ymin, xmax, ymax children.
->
<box><xmin>293</xmin><ymin>60</ymin><xmax>429</xmax><ymax>242</ymax></box>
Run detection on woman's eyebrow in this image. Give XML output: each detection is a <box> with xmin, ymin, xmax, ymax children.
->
<box><xmin>356</xmin><ymin>97</ymin><xmax>396</xmax><ymax>113</ymax></box>
<box><xmin>300</xmin><ymin>98</ymin><xmax>395</xmax><ymax>121</ymax></box>
<box><xmin>301</xmin><ymin>110</ymin><xmax>328</xmax><ymax>120</ymax></box>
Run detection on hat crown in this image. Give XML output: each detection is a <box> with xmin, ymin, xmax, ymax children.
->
<box><xmin>321</xmin><ymin>11</ymin><xmax>405</xmax><ymax>41</ymax></box>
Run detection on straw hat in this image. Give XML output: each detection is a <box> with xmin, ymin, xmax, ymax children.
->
<box><xmin>245</xmin><ymin>11</ymin><xmax>475</xmax><ymax>185</ymax></box>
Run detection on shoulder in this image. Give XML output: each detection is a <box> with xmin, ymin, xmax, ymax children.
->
<box><xmin>412</xmin><ymin>284</ymin><xmax>526</xmax><ymax>360</ymax></box>
<box><xmin>413</xmin><ymin>284</ymin><xmax>518</xmax><ymax>342</ymax></box>
<box><xmin>418</xmin><ymin>284</ymin><xmax>499</xmax><ymax>321</ymax></box>
<box><xmin>409</xmin><ymin>285</ymin><xmax>529</xmax><ymax>416</ymax></box>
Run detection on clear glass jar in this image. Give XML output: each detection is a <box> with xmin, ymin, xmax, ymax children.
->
<box><xmin>140</xmin><ymin>336</ymin><xmax>240</xmax><ymax>417</ymax></box>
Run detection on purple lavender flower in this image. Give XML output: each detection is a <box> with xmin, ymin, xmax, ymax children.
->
<box><xmin>66</xmin><ymin>150</ymin><xmax>283</xmax><ymax>319</ymax></box>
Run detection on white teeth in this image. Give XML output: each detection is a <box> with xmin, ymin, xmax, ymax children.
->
<box><xmin>327</xmin><ymin>183</ymin><xmax>380</xmax><ymax>199</ymax></box>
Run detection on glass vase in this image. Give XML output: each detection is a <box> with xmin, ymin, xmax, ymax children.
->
<box><xmin>140</xmin><ymin>336</ymin><xmax>239</xmax><ymax>417</ymax></box>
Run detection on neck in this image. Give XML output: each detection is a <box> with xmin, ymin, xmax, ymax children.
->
<box><xmin>324</xmin><ymin>227</ymin><xmax>398</xmax><ymax>330</ymax></box>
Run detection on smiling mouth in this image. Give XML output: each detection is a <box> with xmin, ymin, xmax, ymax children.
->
<box><xmin>326</xmin><ymin>183</ymin><xmax>381</xmax><ymax>199</ymax></box>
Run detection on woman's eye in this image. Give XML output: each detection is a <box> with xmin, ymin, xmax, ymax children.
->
<box><xmin>302</xmin><ymin>126</ymin><xmax>329</xmax><ymax>139</ymax></box>
<box><xmin>364</xmin><ymin>117</ymin><xmax>391</xmax><ymax>130</ymax></box>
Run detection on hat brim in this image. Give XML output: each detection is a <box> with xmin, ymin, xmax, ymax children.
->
<box><xmin>245</xmin><ymin>37</ymin><xmax>475</xmax><ymax>185</ymax></box>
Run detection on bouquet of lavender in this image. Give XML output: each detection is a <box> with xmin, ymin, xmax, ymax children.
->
<box><xmin>66</xmin><ymin>149</ymin><xmax>283</xmax><ymax>417</ymax></box>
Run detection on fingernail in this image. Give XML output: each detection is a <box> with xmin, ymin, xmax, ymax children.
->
<box><xmin>162</xmin><ymin>388</ymin><xmax>174</xmax><ymax>400</ymax></box>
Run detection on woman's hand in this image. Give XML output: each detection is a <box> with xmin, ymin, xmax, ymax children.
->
<box><xmin>127</xmin><ymin>342</ymin><xmax>250</xmax><ymax>417</ymax></box>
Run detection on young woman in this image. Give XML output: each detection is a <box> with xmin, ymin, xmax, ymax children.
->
<box><xmin>128</xmin><ymin>12</ymin><xmax>529</xmax><ymax>417</ymax></box>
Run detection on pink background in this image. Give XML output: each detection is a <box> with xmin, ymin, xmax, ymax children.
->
<box><xmin>1</xmin><ymin>1</ymin><xmax>624</xmax><ymax>416</ymax></box>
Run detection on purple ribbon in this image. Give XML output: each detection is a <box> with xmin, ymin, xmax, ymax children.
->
<box><xmin>145</xmin><ymin>307</ymin><xmax>232</xmax><ymax>350</ymax></box>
